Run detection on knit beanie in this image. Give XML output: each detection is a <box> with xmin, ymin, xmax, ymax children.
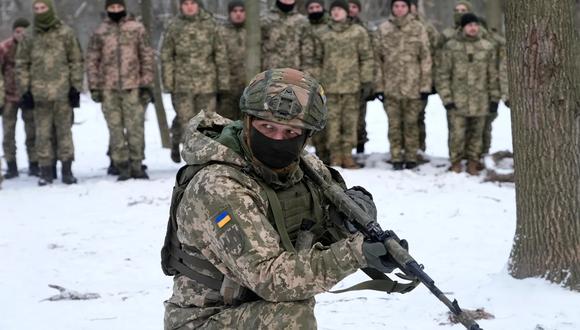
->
<box><xmin>455</xmin><ymin>0</ymin><xmax>473</xmax><ymax>12</ymax></box>
<box><xmin>306</xmin><ymin>0</ymin><xmax>324</xmax><ymax>8</ymax></box>
<box><xmin>228</xmin><ymin>0</ymin><xmax>244</xmax><ymax>12</ymax></box>
<box><xmin>391</xmin><ymin>0</ymin><xmax>411</xmax><ymax>8</ymax></box>
<box><xmin>460</xmin><ymin>13</ymin><xmax>479</xmax><ymax>28</ymax></box>
<box><xmin>12</xmin><ymin>17</ymin><xmax>30</xmax><ymax>30</ymax></box>
<box><xmin>408</xmin><ymin>0</ymin><xmax>418</xmax><ymax>6</ymax></box>
<box><xmin>105</xmin><ymin>0</ymin><xmax>125</xmax><ymax>8</ymax></box>
<box><xmin>330</xmin><ymin>0</ymin><xmax>349</xmax><ymax>13</ymax></box>
<box><xmin>348</xmin><ymin>0</ymin><xmax>361</xmax><ymax>10</ymax></box>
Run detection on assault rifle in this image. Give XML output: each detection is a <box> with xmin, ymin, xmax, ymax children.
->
<box><xmin>301</xmin><ymin>159</ymin><xmax>483</xmax><ymax>330</ymax></box>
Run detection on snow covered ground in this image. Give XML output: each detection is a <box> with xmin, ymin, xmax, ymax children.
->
<box><xmin>1</xmin><ymin>95</ymin><xmax>579</xmax><ymax>330</ymax></box>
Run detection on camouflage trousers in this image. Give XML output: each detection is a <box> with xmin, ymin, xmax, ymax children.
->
<box><xmin>384</xmin><ymin>97</ymin><xmax>423</xmax><ymax>163</ymax></box>
<box><xmin>35</xmin><ymin>100</ymin><xmax>74</xmax><ymax>167</ymax></box>
<box><xmin>164</xmin><ymin>298</ymin><xmax>316</xmax><ymax>330</ymax></box>
<box><xmin>2</xmin><ymin>101</ymin><xmax>36</xmax><ymax>162</ymax></box>
<box><xmin>171</xmin><ymin>92</ymin><xmax>216</xmax><ymax>146</ymax></box>
<box><xmin>102</xmin><ymin>89</ymin><xmax>145</xmax><ymax>164</ymax></box>
<box><xmin>481</xmin><ymin>112</ymin><xmax>498</xmax><ymax>156</ymax></box>
<box><xmin>447</xmin><ymin>112</ymin><xmax>486</xmax><ymax>163</ymax></box>
<box><xmin>418</xmin><ymin>100</ymin><xmax>428</xmax><ymax>152</ymax></box>
<box><xmin>217</xmin><ymin>90</ymin><xmax>243</xmax><ymax>121</ymax></box>
<box><xmin>356</xmin><ymin>96</ymin><xmax>368</xmax><ymax>149</ymax></box>
<box><xmin>326</xmin><ymin>93</ymin><xmax>359</xmax><ymax>158</ymax></box>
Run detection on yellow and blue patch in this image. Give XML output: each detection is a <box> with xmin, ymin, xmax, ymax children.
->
<box><xmin>215</xmin><ymin>211</ymin><xmax>232</xmax><ymax>229</ymax></box>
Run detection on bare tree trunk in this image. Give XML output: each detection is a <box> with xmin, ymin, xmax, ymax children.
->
<box><xmin>484</xmin><ymin>0</ymin><xmax>504</xmax><ymax>33</ymax></box>
<box><xmin>246</xmin><ymin>0</ymin><xmax>261</xmax><ymax>82</ymax></box>
<box><xmin>506</xmin><ymin>0</ymin><xmax>580</xmax><ymax>291</ymax></box>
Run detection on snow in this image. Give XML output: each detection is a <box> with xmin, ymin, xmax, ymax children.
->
<box><xmin>1</xmin><ymin>95</ymin><xmax>579</xmax><ymax>330</ymax></box>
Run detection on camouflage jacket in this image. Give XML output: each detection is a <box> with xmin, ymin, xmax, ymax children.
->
<box><xmin>166</xmin><ymin>111</ymin><xmax>366</xmax><ymax>321</ymax></box>
<box><xmin>375</xmin><ymin>15</ymin><xmax>432</xmax><ymax>99</ymax></box>
<box><xmin>86</xmin><ymin>16</ymin><xmax>154</xmax><ymax>91</ymax></box>
<box><xmin>304</xmin><ymin>14</ymin><xmax>329</xmax><ymax>79</ymax></box>
<box><xmin>436</xmin><ymin>32</ymin><xmax>500</xmax><ymax>117</ymax></box>
<box><xmin>315</xmin><ymin>20</ymin><xmax>374</xmax><ymax>94</ymax></box>
<box><xmin>261</xmin><ymin>7</ymin><xmax>314</xmax><ymax>72</ymax></box>
<box><xmin>414</xmin><ymin>14</ymin><xmax>441</xmax><ymax>58</ymax></box>
<box><xmin>0</xmin><ymin>38</ymin><xmax>21</xmax><ymax>102</ymax></box>
<box><xmin>485</xmin><ymin>30</ymin><xmax>509</xmax><ymax>102</ymax></box>
<box><xmin>218</xmin><ymin>23</ymin><xmax>247</xmax><ymax>95</ymax></box>
<box><xmin>351</xmin><ymin>16</ymin><xmax>380</xmax><ymax>91</ymax></box>
<box><xmin>161</xmin><ymin>10</ymin><xmax>230</xmax><ymax>94</ymax></box>
<box><xmin>16</xmin><ymin>21</ymin><xmax>83</xmax><ymax>101</ymax></box>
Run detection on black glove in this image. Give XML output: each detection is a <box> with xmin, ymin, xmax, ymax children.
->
<box><xmin>20</xmin><ymin>91</ymin><xmax>35</xmax><ymax>110</ymax></box>
<box><xmin>139</xmin><ymin>86</ymin><xmax>154</xmax><ymax>105</ymax></box>
<box><xmin>374</xmin><ymin>92</ymin><xmax>385</xmax><ymax>102</ymax></box>
<box><xmin>363</xmin><ymin>238</ymin><xmax>409</xmax><ymax>273</ymax></box>
<box><xmin>420</xmin><ymin>92</ymin><xmax>430</xmax><ymax>101</ymax></box>
<box><xmin>0</xmin><ymin>106</ymin><xmax>3</xmax><ymax>116</ymax></box>
<box><xmin>489</xmin><ymin>101</ymin><xmax>499</xmax><ymax>113</ymax></box>
<box><xmin>360</xmin><ymin>82</ymin><xmax>374</xmax><ymax>102</ymax></box>
<box><xmin>504</xmin><ymin>100</ymin><xmax>510</xmax><ymax>108</ymax></box>
<box><xmin>68</xmin><ymin>87</ymin><xmax>80</xmax><ymax>108</ymax></box>
<box><xmin>345</xmin><ymin>186</ymin><xmax>377</xmax><ymax>221</ymax></box>
<box><xmin>444</xmin><ymin>102</ymin><xmax>456</xmax><ymax>111</ymax></box>
<box><xmin>90</xmin><ymin>90</ymin><xmax>103</xmax><ymax>103</ymax></box>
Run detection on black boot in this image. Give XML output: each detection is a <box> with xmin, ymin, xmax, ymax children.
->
<box><xmin>52</xmin><ymin>161</ymin><xmax>58</xmax><ymax>179</ymax></box>
<box><xmin>38</xmin><ymin>166</ymin><xmax>53</xmax><ymax>186</ymax></box>
<box><xmin>117</xmin><ymin>162</ymin><xmax>131</xmax><ymax>181</ymax></box>
<box><xmin>131</xmin><ymin>160</ymin><xmax>149</xmax><ymax>180</ymax></box>
<box><xmin>393</xmin><ymin>162</ymin><xmax>405</xmax><ymax>171</ymax></box>
<box><xmin>61</xmin><ymin>161</ymin><xmax>78</xmax><ymax>185</ymax></box>
<box><xmin>171</xmin><ymin>144</ymin><xmax>181</xmax><ymax>163</ymax></box>
<box><xmin>356</xmin><ymin>143</ymin><xmax>365</xmax><ymax>155</ymax></box>
<box><xmin>107</xmin><ymin>159</ymin><xmax>120</xmax><ymax>176</ymax></box>
<box><xmin>28</xmin><ymin>162</ymin><xmax>39</xmax><ymax>177</ymax></box>
<box><xmin>405</xmin><ymin>162</ymin><xmax>418</xmax><ymax>170</ymax></box>
<box><xmin>5</xmin><ymin>161</ymin><xmax>19</xmax><ymax>179</ymax></box>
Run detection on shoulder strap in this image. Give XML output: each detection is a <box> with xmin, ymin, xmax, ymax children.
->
<box><xmin>330</xmin><ymin>268</ymin><xmax>420</xmax><ymax>295</ymax></box>
<box><xmin>257</xmin><ymin>181</ymin><xmax>297</xmax><ymax>254</ymax></box>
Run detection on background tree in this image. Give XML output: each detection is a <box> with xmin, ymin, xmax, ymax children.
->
<box><xmin>506</xmin><ymin>0</ymin><xmax>580</xmax><ymax>291</ymax></box>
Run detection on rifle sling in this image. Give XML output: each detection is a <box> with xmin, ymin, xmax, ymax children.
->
<box><xmin>330</xmin><ymin>268</ymin><xmax>420</xmax><ymax>295</ymax></box>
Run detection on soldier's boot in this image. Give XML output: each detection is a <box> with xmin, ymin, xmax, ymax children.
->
<box><xmin>28</xmin><ymin>162</ymin><xmax>40</xmax><ymax>177</ymax></box>
<box><xmin>449</xmin><ymin>162</ymin><xmax>462</xmax><ymax>174</ymax></box>
<box><xmin>329</xmin><ymin>154</ymin><xmax>342</xmax><ymax>167</ymax></box>
<box><xmin>476</xmin><ymin>159</ymin><xmax>485</xmax><ymax>171</ymax></box>
<box><xmin>466</xmin><ymin>160</ymin><xmax>481</xmax><ymax>176</ymax></box>
<box><xmin>107</xmin><ymin>158</ymin><xmax>120</xmax><ymax>176</ymax></box>
<box><xmin>61</xmin><ymin>161</ymin><xmax>78</xmax><ymax>185</ymax></box>
<box><xmin>356</xmin><ymin>143</ymin><xmax>365</xmax><ymax>155</ymax></box>
<box><xmin>51</xmin><ymin>161</ymin><xmax>58</xmax><ymax>180</ymax></box>
<box><xmin>4</xmin><ymin>161</ymin><xmax>19</xmax><ymax>179</ymax></box>
<box><xmin>342</xmin><ymin>155</ymin><xmax>360</xmax><ymax>170</ymax></box>
<box><xmin>171</xmin><ymin>144</ymin><xmax>181</xmax><ymax>163</ymax></box>
<box><xmin>405</xmin><ymin>162</ymin><xmax>418</xmax><ymax>170</ymax></box>
<box><xmin>38</xmin><ymin>166</ymin><xmax>54</xmax><ymax>186</ymax></box>
<box><xmin>392</xmin><ymin>162</ymin><xmax>405</xmax><ymax>171</ymax></box>
<box><xmin>131</xmin><ymin>160</ymin><xmax>149</xmax><ymax>180</ymax></box>
<box><xmin>116</xmin><ymin>162</ymin><xmax>131</xmax><ymax>181</ymax></box>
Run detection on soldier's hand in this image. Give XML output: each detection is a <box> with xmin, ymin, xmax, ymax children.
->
<box><xmin>489</xmin><ymin>101</ymin><xmax>499</xmax><ymax>113</ymax></box>
<box><xmin>374</xmin><ymin>92</ymin><xmax>385</xmax><ymax>102</ymax></box>
<box><xmin>90</xmin><ymin>90</ymin><xmax>103</xmax><ymax>104</ymax></box>
<box><xmin>68</xmin><ymin>87</ymin><xmax>81</xmax><ymax>108</ymax></box>
<box><xmin>139</xmin><ymin>87</ymin><xmax>155</xmax><ymax>105</ymax></box>
<box><xmin>504</xmin><ymin>100</ymin><xmax>511</xmax><ymax>108</ymax></box>
<box><xmin>20</xmin><ymin>91</ymin><xmax>35</xmax><ymax>110</ymax></box>
<box><xmin>420</xmin><ymin>92</ymin><xmax>430</xmax><ymax>101</ymax></box>
<box><xmin>444</xmin><ymin>102</ymin><xmax>456</xmax><ymax>111</ymax></box>
<box><xmin>360</xmin><ymin>82</ymin><xmax>374</xmax><ymax>102</ymax></box>
<box><xmin>345</xmin><ymin>186</ymin><xmax>377</xmax><ymax>221</ymax></box>
<box><xmin>362</xmin><ymin>241</ymin><xmax>398</xmax><ymax>273</ymax></box>
<box><xmin>0</xmin><ymin>106</ymin><xmax>3</xmax><ymax>116</ymax></box>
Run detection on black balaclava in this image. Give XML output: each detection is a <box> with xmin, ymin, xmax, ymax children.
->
<box><xmin>108</xmin><ymin>10</ymin><xmax>127</xmax><ymax>22</ymax></box>
<box><xmin>249</xmin><ymin>126</ymin><xmax>307</xmax><ymax>169</ymax></box>
<box><xmin>308</xmin><ymin>11</ymin><xmax>325</xmax><ymax>23</ymax></box>
<box><xmin>276</xmin><ymin>0</ymin><xmax>295</xmax><ymax>13</ymax></box>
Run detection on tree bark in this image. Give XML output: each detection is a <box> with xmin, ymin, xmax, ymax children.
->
<box><xmin>246</xmin><ymin>0</ymin><xmax>262</xmax><ymax>83</ymax></box>
<box><xmin>506</xmin><ymin>0</ymin><xmax>580</xmax><ymax>291</ymax></box>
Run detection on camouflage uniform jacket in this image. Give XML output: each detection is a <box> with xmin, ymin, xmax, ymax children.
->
<box><xmin>0</xmin><ymin>38</ymin><xmax>21</xmax><ymax>102</ymax></box>
<box><xmin>436</xmin><ymin>32</ymin><xmax>500</xmax><ymax>117</ymax></box>
<box><xmin>218</xmin><ymin>22</ymin><xmax>246</xmax><ymax>94</ymax></box>
<box><xmin>485</xmin><ymin>30</ymin><xmax>508</xmax><ymax>102</ymax></box>
<box><xmin>86</xmin><ymin>16</ymin><xmax>154</xmax><ymax>91</ymax></box>
<box><xmin>351</xmin><ymin>16</ymin><xmax>380</xmax><ymax>90</ymax></box>
<box><xmin>167</xmin><ymin>111</ymin><xmax>366</xmax><ymax>313</ymax></box>
<box><xmin>261</xmin><ymin>7</ymin><xmax>314</xmax><ymax>72</ymax></box>
<box><xmin>315</xmin><ymin>21</ymin><xmax>374</xmax><ymax>94</ymax></box>
<box><xmin>375</xmin><ymin>15</ymin><xmax>432</xmax><ymax>99</ymax></box>
<box><xmin>161</xmin><ymin>10</ymin><xmax>230</xmax><ymax>94</ymax></box>
<box><xmin>414</xmin><ymin>14</ymin><xmax>441</xmax><ymax>58</ymax></box>
<box><xmin>304</xmin><ymin>14</ymin><xmax>329</xmax><ymax>79</ymax></box>
<box><xmin>16</xmin><ymin>22</ymin><xmax>83</xmax><ymax>101</ymax></box>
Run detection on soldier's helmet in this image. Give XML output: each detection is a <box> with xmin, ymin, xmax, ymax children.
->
<box><xmin>240</xmin><ymin>68</ymin><xmax>327</xmax><ymax>134</ymax></box>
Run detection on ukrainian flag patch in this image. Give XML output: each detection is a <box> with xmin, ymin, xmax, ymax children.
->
<box><xmin>215</xmin><ymin>211</ymin><xmax>232</xmax><ymax>229</ymax></box>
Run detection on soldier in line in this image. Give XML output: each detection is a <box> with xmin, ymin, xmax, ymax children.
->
<box><xmin>163</xmin><ymin>68</ymin><xmax>396</xmax><ymax>329</ymax></box>
<box><xmin>306</xmin><ymin>0</ymin><xmax>328</xmax><ymax>26</ymax></box>
<box><xmin>217</xmin><ymin>0</ymin><xmax>246</xmax><ymax>121</ymax></box>
<box><xmin>1</xmin><ymin>18</ymin><xmax>38</xmax><ymax>179</ymax></box>
<box><xmin>315</xmin><ymin>0</ymin><xmax>374</xmax><ymax>169</ymax></box>
<box><xmin>86</xmin><ymin>0</ymin><xmax>155</xmax><ymax>181</ymax></box>
<box><xmin>161</xmin><ymin>0</ymin><xmax>230</xmax><ymax>164</ymax></box>
<box><xmin>375</xmin><ymin>0</ymin><xmax>432</xmax><ymax>170</ymax></box>
<box><xmin>16</xmin><ymin>0</ymin><xmax>83</xmax><ymax>186</ymax></box>
<box><xmin>441</xmin><ymin>0</ymin><xmax>472</xmax><ymax>44</ymax></box>
<box><xmin>436</xmin><ymin>13</ymin><xmax>500</xmax><ymax>175</ymax></box>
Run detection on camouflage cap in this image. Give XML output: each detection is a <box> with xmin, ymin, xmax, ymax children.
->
<box><xmin>240</xmin><ymin>68</ymin><xmax>328</xmax><ymax>132</ymax></box>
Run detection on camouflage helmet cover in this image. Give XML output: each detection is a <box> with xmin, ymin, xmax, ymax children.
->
<box><xmin>240</xmin><ymin>68</ymin><xmax>328</xmax><ymax>132</ymax></box>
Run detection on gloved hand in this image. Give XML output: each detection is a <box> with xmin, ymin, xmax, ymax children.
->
<box><xmin>374</xmin><ymin>92</ymin><xmax>385</xmax><ymax>102</ymax></box>
<box><xmin>363</xmin><ymin>238</ymin><xmax>409</xmax><ymax>273</ymax></box>
<box><xmin>420</xmin><ymin>92</ymin><xmax>430</xmax><ymax>101</ymax></box>
<box><xmin>360</xmin><ymin>82</ymin><xmax>374</xmax><ymax>102</ymax></box>
<box><xmin>504</xmin><ymin>100</ymin><xmax>511</xmax><ymax>108</ymax></box>
<box><xmin>68</xmin><ymin>87</ymin><xmax>80</xmax><ymax>108</ymax></box>
<box><xmin>20</xmin><ymin>91</ymin><xmax>35</xmax><ymax>110</ymax></box>
<box><xmin>444</xmin><ymin>102</ymin><xmax>456</xmax><ymax>111</ymax></box>
<box><xmin>345</xmin><ymin>186</ymin><xmax>377</xmax><ymax>221</ymax></box>
<box><xmin>139</xmin><ymin>86</ymin><xmax>154</xmax><ymax>105</ymax></box>
<box><xmin>489</xmin><ymin>101</ymin><xmax>499</xmax><ymax>113</ymax></box>
<box><xmin>90</xmin><ymin>90</ymin><xmax>103</xmax><ymax>103</ymax></box>
<box><xmin>0</xmin><ymin>106</ymin><xmax>3</xmax><ymax>116</ymax></box>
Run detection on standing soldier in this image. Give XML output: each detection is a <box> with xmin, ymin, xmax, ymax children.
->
<box><xmin>1</xmin><ymin>18</ymin><xmax>38</xmax><ymax>179</ymax></box>
<box><xmin>436</xmin><ymin>14</ymin><xmax>500</xmax><ymax>175</ymax></box>
<box><xmin>375</xmin><ymin>0</ymin><xmax>432</xmax><ymax>170</ymax></box>
<box><xmin>316</xmin><ymin>0</ymin><xmax>374</xmax><ymax>169</ymax></box>
<box><xmin>261</xmin><ymin>0</ymin><xmax>314</xmax><ymax>71</ymax></box>
<box><xmin>161</xmin><ymin>0</ymin><xmax>230</xmax><ymax>163</ymax></box>
<box><xmin>441</xmin><ymin>0</ymin><xmax>473</xmax><ymax>44</ymax></box>
<box><xmin>86</xmin><ymin>0</ymin><xmax>155</xmax><ymax>181</ymax></box>
<box><xmin>306</xmin><ymin>0</ymin><xmax>328</xmax><ymax>27</ymax></box>
<box><xmin>16</xmin><ymin>0</ymin><xmax>83</xmax><ymax>186</ymax></box>
<box><xmin>217</xmin><ymin>0</ymin><xmax>246</xmax><ymax>121</ymax></box>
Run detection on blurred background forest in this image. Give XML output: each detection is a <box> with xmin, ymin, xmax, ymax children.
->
<box><xmin>0</xmin><ymin>0</ymin><xmax>577</xmax><ymax>49</ymax></box>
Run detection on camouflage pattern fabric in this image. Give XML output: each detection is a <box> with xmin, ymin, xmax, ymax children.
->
<box><xmin>34</xmin><ymin>100</ymin><xmax>74</xmax><ymax>166</ymax></box>
<box><xmin>384</xmin><ymin>97</ymin><xmax>423</xmax><ymax>163</ymax></box>
<box><xmin>171</xmin><ymin>92</ymin><xmax>216</xmax><ymax>146</ymax></box>
<box><xmin>86</xmin><ymin>16</ymin><xmax>154</xmax><ymax>91</ymax></box>
<box><xmin>0</xmin><ymin>37</ymin><xmax>23</xmax><ymax>103</ymax></box>
<box><xmin>326</xmin><ymin>93</ymin><xmax>359</xmax><ymax>158</ymax></box>
<box><xmin>2</xmin><ymin>101</ymin><xmax>36</xmax><ymax>162</ymax></box>
<box><xmin>447</xmin><ymin>112</ymin><xmax>486</xmax><ymax>163</ymax></box>
<box><xmin>375</xmin><ymin>14</ymin><xmax>432</xmax><ymax>99</ymax></box>
<box><xmin>304</xmin><ymin>13</ymin><xmax>329</xmax><ymax>79</ymax></box>
<box><xmin>217</xmin><ymin>23</ymin><xmax>246</xmax><ymax>121</ymax></box>
<box><xmin>102</xmin><ymin>90</ymin><xmax>145</xmax><ymax>164</ymax></box>
<box><xmin>482</xmin><ymin>111</ymin><xmax>498</xmax><ymax>155</ymax></box>
<box><xmin>164</xmin><ymin>111</ymin><xmax>366</xmax><ymax>329</ymax></box>
<box><xmin>436</xmin><ymin>32</ymin><xmax>500</xmax><ymax>117</ymax></box>
<box><xmin>261</xmin><ymin>7</ymin><xmax>314</xmax><ymax>72</ymax></box>
<box><xmin>485</xmin><ymin>30</ymin><xmax>509</xmax><ymax>102</ymax></box>
<box><xmin>16</xmin><ymin>21</ymin><xmax>83</xmax><ymax>101</ymax></box>
<box><xmin>161</xmin><ymin>10</ymin><xmax>230</xmax><ymax>94</ymax></box>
